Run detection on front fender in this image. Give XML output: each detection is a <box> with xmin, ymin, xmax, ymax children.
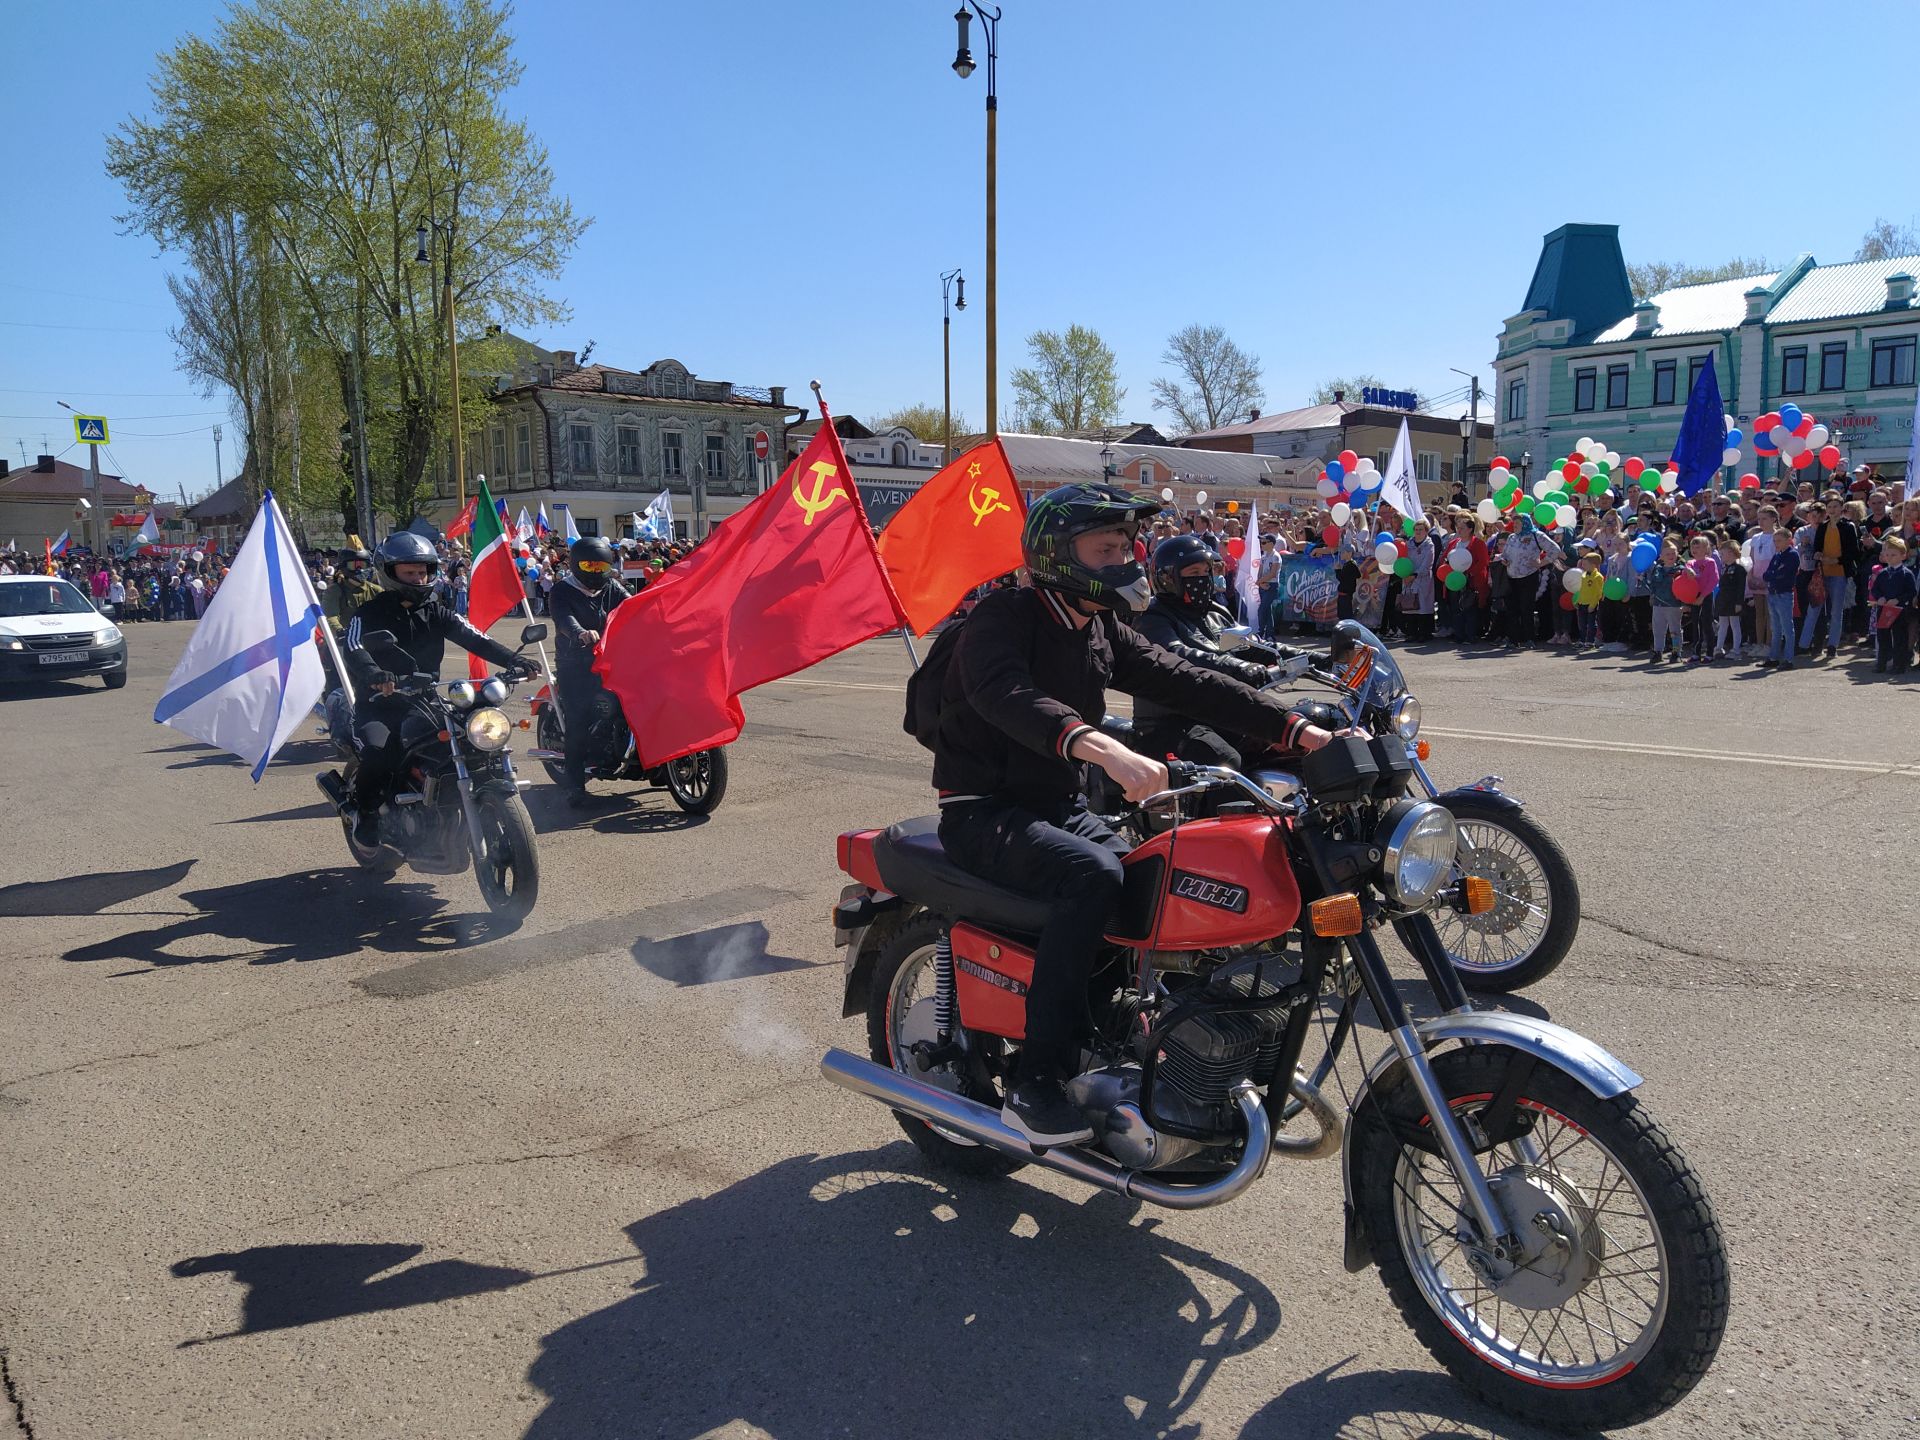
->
<box><xmin>1433</xmin><ymin>781</ymin><xmax>1523</xmax><ymax>813</ymax></box>
<box><xmin>1337</xmin><ymin>1011</ymin><xmax>1643</xmax><ymax>1271</ymax></box>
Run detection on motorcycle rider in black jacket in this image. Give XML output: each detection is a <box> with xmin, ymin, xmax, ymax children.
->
<box><xmin>547</xmin><ymin>536</ymin><xmax>636</xmax><ymax>806</ymax></box>
<box><xmin>931</xmin><ymin>483</ymin><xmax>1341</xmax><ymax>1147</ymax></box>
<box><xmin>342</xmin><ymin>532</ymin><xmax>528</xmax><ymax>846</ymax></box>
<box><xmin>1131</xmin><ymin>534</ymin><xmax>1319</xmax><ymax>773</ymax></box>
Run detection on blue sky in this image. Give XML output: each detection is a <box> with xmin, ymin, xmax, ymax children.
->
<box><xmin>2</xmin><ymin>0</ymin><xmax>1913</xmax><ymax>503</ymax></box>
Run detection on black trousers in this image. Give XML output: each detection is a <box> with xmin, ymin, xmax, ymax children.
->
<box><xmin>351</xmin><ymin>694</ymin><xmax>436</xmax><ymax>806</ymax></box>
<box><xmin>556</xmin><ymin>664</ymin><xmax>609</xmax><ymax>789</ymax></box>
<box><xmin>938</xmin><ymin>796</ymin><xmax>1131</xmax><ymax>1080</ymax></box>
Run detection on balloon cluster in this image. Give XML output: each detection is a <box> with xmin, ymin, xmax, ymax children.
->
<box><xmin>1750</xmin><ymin>402</ymin><xmax>1839</xmax><ymax>473</ymax></box>
<box><xmin>1720</xmin><ymin>414</ymin><xmax>1745</xmax><ymax>469</ymax></box>
<box><xmin>1434</xmin><ymin>536</ymin><xmax>1477</xmax><ymax>593</ymax></box>
<box><xmin>1492</xmin><ymin>436</ymin><xmax>1642</xmax><ymax>530</ymax></box>
<box><xmin>1316</xmin><ymin>448</ymin><xmax>1380</xmax><ymax>521</ymax></box>
<box><xmin>1628</xmin><ymin>530</ymin><xmax>1662</xmax><ymax>574</ymax></box>
<box><xmin>1371</xmin><ymin>534</ymin><xmax>1413</xmax><ymax>579</ymax></box>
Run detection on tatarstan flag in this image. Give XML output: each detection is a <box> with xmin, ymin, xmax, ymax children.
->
<box><xmin>464</xmin><ymin>479</ymin><xmax>522</xmax><ymax>678</ymax></box>
<box><xmin>877</xmin><ymin>438</ymin><xmax>1027</xmax><ymax>635</ymax></box>
<box><xmin>595</xmin><ymin>409</ymin><xmax>906</xmax><ymax>764</ymax></box>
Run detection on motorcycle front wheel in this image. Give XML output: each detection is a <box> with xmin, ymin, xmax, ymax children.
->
<box><xmin>1352</xmin><ymin>1046</ymin><xmax>1728</xmax><ymax>1432</ymax></box>
<box><xmin>471</xmin><ymin>791</ymin><xmax>540</xmax><ymax>920</ymax></box>
<box><xmin>664</xmin><ymin>747</ymin><xmax>728</xmax><ymax>814</ymax></box>
<box><xmin>1428</xmin><ymin>795</ymin><xmax>1579</xmax><ymax>992</ymax></box>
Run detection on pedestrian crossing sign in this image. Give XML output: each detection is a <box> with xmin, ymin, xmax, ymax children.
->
<box><xmin>73</xmin><ymin>415</ymin><xmax>109</xmax><ymax>444</ymax></box>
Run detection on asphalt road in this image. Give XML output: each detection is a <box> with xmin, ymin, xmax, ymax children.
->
<box><xmin>2</xmin><ymin>618</ymin><xmax>1916</xmax><ymax>1440</ymax></box>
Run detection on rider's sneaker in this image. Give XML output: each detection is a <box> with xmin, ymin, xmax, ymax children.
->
<box><xmin>351</xmin><ymin>807</ymin><xmax>380</xmax><ymax>848</ymax></box>
<box><xmin>1001</xmin><ymin>1077</ymin><xmax>1095</xmax><ymax>1148</ymax></box>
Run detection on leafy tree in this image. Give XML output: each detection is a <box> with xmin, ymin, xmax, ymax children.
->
<box><xmin>1009</xmin><ymin>325</ymin><xmax>1126</xmax><ymax>434</ymax></box>
<box><xmin>1309</xmin><ymin>374</ymin><xmax>1385</xmax><ymax>405</ymax></box>
<box><xmin>1625</xmin><ymin>257</ymin><xmax>1771</xmax><ymax>302</ymax></box>
<box><xmin>1151</xmin><ymin>324</ymin><xmax>1264</xmax><ymax>433</ymax></box>
<box><xmin>1856</xmin><ymin>218</ymin><xmax>1920</xmax><ymax>261</ymax></box>
<box><xmin>869</xmin><ymin>403</ymin><xmax>971</xmax><ymax>445</ymax></box>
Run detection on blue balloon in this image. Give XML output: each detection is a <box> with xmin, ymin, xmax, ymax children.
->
<box><xmin>1325</xmin><ymin>460</ymin><xmax>1345</xmax><ymax>485</ymax></box>
<box><xmin>1779</xmin><ymin>403</ymin><xmax>1803</xmax><ymax>430</ymax></box>
<box><xmin>1726</xmin><ymin>427</ymin><xmax>1742</xmax><ymax>447</ymax></box>
<box><xmin>1630</xmin><ymin>539</ymin><xmax>1658</xmax><ymax>573</ymax></box>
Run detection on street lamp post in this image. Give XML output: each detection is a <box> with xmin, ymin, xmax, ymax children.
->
<box><xmin>416</xmin><ymin>219</ymin><xmax>467</xmax><ymax>515</ymax></box>
<box><xmin>941</xmin><ymin>267</ymin><xmax>966</xmax><ymax>466</ymax></box>
<box><xmin>951</xmin><ymin>3</ymin><xmax>1000</xmax><ymax>438</ymax></box>
<box><xmin>1449</xmin><ymin>367</ymin><xmax>1480</xmax><ymax>499</ymax></box>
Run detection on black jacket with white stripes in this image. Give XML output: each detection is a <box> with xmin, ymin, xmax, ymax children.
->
<box><xmin>342</xmin><ymin>590</ymin><xmax>520</xmax><ymax>688</ymax></box>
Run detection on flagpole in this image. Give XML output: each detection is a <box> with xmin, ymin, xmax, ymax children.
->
<box><xmin>268</xmin><ymin>492</ymin><xmax>357</xmax><ymax>710</ymax></box>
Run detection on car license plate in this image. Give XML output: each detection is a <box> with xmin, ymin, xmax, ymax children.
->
<box><xmin>37</xmin><ymin>650</ymin><xmax>88</xmax><ymax>664</ymax></box>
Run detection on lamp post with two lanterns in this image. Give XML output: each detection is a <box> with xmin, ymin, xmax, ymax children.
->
<box><xmin>950</xmin><ymin>3</ymin><xmax>1000</xmax><ymax>438</ymax></box>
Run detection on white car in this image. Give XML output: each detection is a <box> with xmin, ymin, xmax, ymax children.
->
<box><xmin>0</xmin><ymin>574</ymin><xmax>129</xmax><ymax>689</ymax></box>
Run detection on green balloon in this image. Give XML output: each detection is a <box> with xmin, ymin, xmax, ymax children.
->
<box><xmin>1393</xmin><ymin>556</ymin><xmax>1414</xmax><ymax>578</ymax></box>
<box><xmin>1596</xmin><ymin>459</ymin><xmax>1611</xmax><ymax>473</ymax></box>
<box><xmin>1496</xmin><ymin>482</ymin><xmax>1518</xmax><ymax>505</ymax></box>
<box><xmin>1638</xmin><ymin>472</ymin><xmax>1660</xmax><ymax>492</ymax></box>
<box><xmin>1516</xmin><ymin>496</ymin><xmax>1537</xmax><ymax>514</ymax></box>
<box><xmin>1444</xmin><ymin>569</ymin><xmax>1468</xmax><ymax>592</ymax></box>
<box><xmin>1402</xmin><ymin>516</ymin><xmax>1417</xmax><ymax>538</ymax></box>
<box><xmin>1602</xmin><ymin>576</ymin><xmax>1628</xmax><ymax>601</ymax></box>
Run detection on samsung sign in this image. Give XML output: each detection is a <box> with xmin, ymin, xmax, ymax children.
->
<box><xmin>1361</xmin><ymin>386</ymin><xmax>1419</xmax><ymax>412</ymax></box>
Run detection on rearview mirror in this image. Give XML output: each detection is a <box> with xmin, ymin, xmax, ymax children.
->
<box><xmin>520</xmin><ymin>623</ymin><xmax>548</xmax><ymax>645</ymax></box>
<box><xmin>1216</xmin><ymin>625</ymin><xmax>1255</xmax><ymax>653</ymax></box>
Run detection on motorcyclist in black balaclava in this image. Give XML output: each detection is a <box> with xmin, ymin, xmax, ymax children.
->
<box><xmin>547</xmin><ymin>535</ymin><xmax>636</xmax><ymax>807</ymax></box>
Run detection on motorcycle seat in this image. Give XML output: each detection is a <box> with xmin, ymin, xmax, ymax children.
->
<box><xmin>873</xmin><ymin>815</ymin><xmax>1054</xmax><ymax>937</ymax></box>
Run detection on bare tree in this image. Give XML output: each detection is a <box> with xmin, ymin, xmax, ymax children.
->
<box><xmin>1856</xmin><ymin>218</ymin><xmax>1920</xmax><ymax>261</ymax></box>
<box><xmin>1151</xmin><ymin>324</ymin><xmax>1264</xmax><ymax>434</ymax></box>
<box><xmin>869</xmin><ymin>403</ymin><xmax>971</xmax><ymax>442</ymax></box>
<box><xmin>1625</xmin><ymin>257</ymin><xmax>1771</xmax><ymax>301</ymax></box>
<box><xmin>1009</xmin><ymin>325</ymin><xmax>1125</xmax><ymax>434</ymax></box>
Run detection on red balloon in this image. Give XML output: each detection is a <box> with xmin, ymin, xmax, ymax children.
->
<box><xmin>1561</xmin><ymin>461</ymin><xmax>1581</xmax><ymax>481</ymax></box>
<box><xmin>1321</xmin><ymin>525</ymin><xmax>1342</xmax><ymax>548</ymax></box>
<box><xmin>1757</xmin><ymin>411</ymin><xmax>1781</xmax><ymax>430</ymax></box>
<box><xmin>1623</xmin><ymin>456</ymin><xmax>1645</xmax><ymax>478</ymax></box>
<box><xmin>1791</xmin><ymin>450</ymin><xmax>1814</xmax><ymax>470</ymax></box>
<box><xmin>1395</xmin><ymin>539</ymin><xmax>1409</xmax><ymax>556</ymax></box>
<box><xmin>1435</xmin><ymin>563</ymin><xmax>1451</xmax><ymax>582</ymax></box>
<box><xmin>1818</xmin><ymin>445</ymin><xmax>1842</xmax><ymax>468</ymax></box>
<box><xmin>1793</xmin><ymin>416</ymin><xmax>1815</xmax><ymax>438</ymax></box>
<box><xmin>1492</xmin><ymin>454</ymin><xmax>1511</xmax><ymax>470</ymax></box>
<box><xmin>1501</xmin><ymin>488</ymin><xmax>1522</xmax><ymax>510</ymax></box>
<box><xmin>1338</xmin><ymin>449</ymin><xmax>1359</xmax><ymax>472</ymax></box>
<box><xmin>1739</xmin><ymin>472</ymin><xmax>1760</xmax><ymax>489</ymax></box>
<box><xmin>1226</xmin><ymin>536</ymin><xmax>1246</xmax><ymax>560</ymax></box>
<box><xmin>1558</xmin><ymin>591</ymin><xmax>1576</xmax><ymax>611</ymax></box>
<box><xmin>1572</xmin><ymin>475</ymin><xmax>1590</xmax><ymax>494</ymax></box>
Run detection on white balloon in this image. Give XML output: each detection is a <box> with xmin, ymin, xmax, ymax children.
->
<box><xmin>1723</xmin><ymin>413</ymin><xmax>1737</xmax><ymax>431</ymax></box>
<box><xmin>1577</xmin><ymin>437</ymin><xmax>1595</xmax><ymax>454</ymax></box>
<box><xmin>1769</xmin><ymin>424</ymin><xmax>1790</xmax><ymax>447</ymax></box>
<box><xmin>1160</xmin><ymin>487</ymin><xmax>1174</xmax><ymax>502</ymax></box>
<box><xmin>1722</xmin><ymin>447</ymin><xmax>1742</xmax><ymax>467</ymax></box>
<box><xmin>1476</xmin><ymin>498</ymin><xmax>1499</xmax><ymax>524</ymax></box>
<box><xmin>1316</xmin><ymin>477</ymin><xmax>1339</xmax><ymax>499</ymax></box>
<box><xmin>1781</xmin><ymin>434</ymin><xmax>1805</xmax><ymax>456</ymax></box>
<box><xmin>1658</xmin><ymin>474</ymin><xmax>1678</xmax><ymax>493</ymax></box>
<box><xmin>1605</xmin><ymin>449</ymin><xmax>1621</xmax><ymax>467</ymax></box>
<box><xmin>1563</xmin><ymin>566</ymin><xmax>1583</xmax><ymax>593</ymax></box>
<box><xmin>1488</xmin><ymin>466</ymin><xmax>1510</xmax><ymax>486</ymax></box>
<box><xmin>1533</xmin><ymin>479</ymin><xmax>1555</xmax><ymax>499</ymax></box>
<box><xmin>1580</xmin><ymin>461</ymin><xmax>1598</xmax><ymax>478</ymax></box>
<box><xmin>1195</xmin><ymin>491</ymin><xmax>1208</xmax><ymax>507</ymax></box>
<box><xmin>1808</xmin><ymin>424</ymin><xmax>1830</xmax><ymax>448</ymax></box>
<box><xmin>1357</xmin><ymin>457</ymin><xmax>1378</xmax><ymax>473</ymax></box>
<box><xmin>1330</xmin><ymin>502</ymin><xmax>1351</xmax><ymax>526</ymax></box>
<box><xmin>1374</xmin><ymin>540</ymin><xmax>1398</xmax><ymax>567</ymax></box>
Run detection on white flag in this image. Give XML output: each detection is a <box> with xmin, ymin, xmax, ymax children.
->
<box><xmin>1379</xmin><ymin>417</ymin><xmax>1421</xmax><ymax>523</ymax></box>
<box><xmin>133</xmin><ymin>510</ymin><xmax>159</xmax><ymax>547</ymax></box>
<box><xmin>556</xmin><ymin>502</ymin><xmax>581</xmax><ymax>543</ymax></box>
<box><xmin>152</xmin><ymin>491</ymin><xmax>325</xmax><ymax>782</ymax></box>
<box><xmin>514</xmin><ymin>506</ymin><xmax>534</xmax><ymax>553</ymax></box>
<box><xmin>639</xmin><ymin>490</ymin><xmax>674</xmax><ymax>539</ymax></box>
<box><xmin>1905</xmin><ymin>383</ymin><xmax>1920</xmax><ymax>500</ymax></box>
<box><xmin>1234</xmin><ymin>500</ymin><xmax>1261</xmax><ymax>628</ymax></box>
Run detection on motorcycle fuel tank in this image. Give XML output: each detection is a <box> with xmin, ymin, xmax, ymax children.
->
<box><xmin>1106</xmin><ymin>816</ymin><xmax>1302</xmax><ymax>952</ymax></box>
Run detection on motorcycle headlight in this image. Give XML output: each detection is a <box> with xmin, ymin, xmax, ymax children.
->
<box><xmin>465</xmin><ymin>707</ymin><xmax>512</xmax><ymax>751</ymax></box>
<box><xmin>480</xmin><ymin>677</ymin><xmax>509</xmax><ymax>706</ymax></box>
<box><xmin>445</xmin><ymin>680</ymin><xmax>477</xmax><ymax>709</ymax></box>
<box><xmin>1377</xmin><ymin>801</ymin><xmax>1457</xmax><ymax>908</ymax></box>
<box><xmin>1389</xmin><ymin>695</ymin><xmax>1421</xmax><ymax>741</ymax></box>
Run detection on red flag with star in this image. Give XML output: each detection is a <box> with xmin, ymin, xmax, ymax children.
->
<box><xmin>595</xmin><ymin>412</ymin><xmax>906</xmax><ymax>764</ymax></box>
<box><xmin>876</xmin><ymin>439</ymin><xmax>1027</xmax><ymax>635</ymax></box>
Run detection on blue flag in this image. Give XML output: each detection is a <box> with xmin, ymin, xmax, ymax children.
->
<box><xmin>1670</xmin><ymin>352</ymin><xmax>1725</xmax><ymax>497</ymax></box>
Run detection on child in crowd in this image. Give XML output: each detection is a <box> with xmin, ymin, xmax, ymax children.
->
<box><xmin>1713</xmin><ymin>539</ymin><xmax>1746</xmax><ymax>660</ymax></box>
<box><xmin>1869</xmin><ymin>534</ymin><xmax>1916</xmax><ymax>674</ymax></box>
<box><xmin>1648</xmin><ymin>540</ymin><xmax>1685</xmax><ymax>664</ymax></box>
<box><xmin>1684</xmin><ymin>533</ymin><xmax>1721</xmax><ymax>664</ymax></box>
<box><xmin>1575</xmin><ymin>548</ymin><xmax>1605</xmax><ymax>647</ymax></box>
<box><xmin>1763</xmin><ymin>527</ymin><xmax>1801</xmax><ymax>669</ymax></box>
<box><xmin>1550</xmin><ymin>543</ymin><xmax>1580</xmax><ymax>647</ymax></box>
<box><xmin>1600</xmin><ymin>535</ymin><xmax>1632</xmax><ymax>652</ymax></box>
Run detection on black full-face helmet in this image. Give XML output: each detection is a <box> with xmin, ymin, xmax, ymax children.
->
<box><xmin>376</xmin><ymin>531</ymin><xmax>440</xmax><ymax>602</ymax></box>
<box><xmin>1150</xmin><ymin>533</ymin><xmax>1221</xmax><ymax>609</ymax></box>
<box><xmin>569</xmin><ymin>535</ymin><xmax>617</xmax><ymax>592</ymax></box>
<box><xmin>1021</xmin><ymin>482</ymin><xmax>1161</xmax><ymax>612</ymax></box>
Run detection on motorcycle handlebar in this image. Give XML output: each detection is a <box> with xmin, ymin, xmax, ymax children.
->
<box><xmin>1136</xmin><ymin>763</ymin><xmax>1295</xmax><ymax>816</ymax></box>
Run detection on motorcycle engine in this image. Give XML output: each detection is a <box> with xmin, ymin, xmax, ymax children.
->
<box><xmin>1143</xmin><ymin>953</ymin><xmax>1314</xmax><ymax>1140</ymax></box>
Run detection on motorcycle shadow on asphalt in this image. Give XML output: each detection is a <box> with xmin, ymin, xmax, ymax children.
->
<box><xmin>518</xmin><ymin>1147</ymin><xmax>1543</xmax><ymax>1440</ymax></box>
<box><xmin>60</xmin><ymin>866</ymin><xmax>514</xmax><ymax>970</ymax></box>
<box><xmin>521</xmin><ymin>785</ymin><xmax>709</xmax><ymax>838</ymax></box>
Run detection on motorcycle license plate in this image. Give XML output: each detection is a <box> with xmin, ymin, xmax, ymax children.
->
<box><xmin>37</xmin><ymin>650</ymin><xmax>88</xmax><ymax>664</ymax></box>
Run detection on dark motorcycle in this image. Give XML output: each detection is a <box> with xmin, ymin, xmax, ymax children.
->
<box><xmin>826</xmin><ymin>751</ymin><xmax>1727</xmax><ymax>1434</ymax></box>
<box><xmin>1095</xmin><ymin>620</ymin><xmax>1578</xmax><ymax>993</ymax></box>
<box><xmin>315</xmin><ymin>625</ymin><xmax>544</xmax><ymax>920</ymax></box>
<box><xmin>526</xmin><ymin>682</ymin><xmax>728</xmax><ymax>815</ymax></box>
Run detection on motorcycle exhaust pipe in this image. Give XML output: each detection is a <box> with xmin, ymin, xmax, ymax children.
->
<box><xmin>1272</xmin><ymin>1071</ymin><xmax>1343</xmax><ymax>1161</ymax></box>
<box><xmin>819</xmin><ymin>1049</ymin><xmax>1271</xmax><ymax>1211</ymax></box>
<box><xmin>315</xmin><ymin>771</ymin><xmax>347</xmax><ymax>808</ymax></box>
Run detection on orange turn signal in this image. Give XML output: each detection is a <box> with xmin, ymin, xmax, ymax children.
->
<box><xmin>1310</xmin><ymin>893</ymin><xmax>1364</xmax><ymax>937</ymax></box>
<box><xmin>1415</xmin><ymin>740</ymin><xmax>1431</xmax><ymax>761</ymax></box>
<box><xmin>1463</xmin><ymin>876</ymin><xmax>1496</xmax><ymax>915</ymax></box>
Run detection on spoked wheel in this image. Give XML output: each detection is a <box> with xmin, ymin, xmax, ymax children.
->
<box><xmin>1354</xmin><ymin>1047</ymin><xmax>1728</xmax><ymax>1432</ymax></box>
<box><xmin>863</xmin><ymin>914</ymin><xmax>1022</xmax><ymax>1178</ymax></box>
<box><xmin>471</xmin><ymin>792</ymin><xmax>540</xmax><ymax>920</ymax></box>
<box><xmin>1428</xmin><ymin>796</ymin><xmax>1579</xmax><ymax>992</ymax></box>
<box><xmin>535</xmin><ymin>708</ymin><xmax>567</xmax><ymax>787</ymax></box>
<box><xmin>664</xmin><ymin>747</ymin><xmax>728</xmax><ymax>814</ymax></box>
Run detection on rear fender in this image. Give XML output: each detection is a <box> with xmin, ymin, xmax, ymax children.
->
<box><xmin>1337</xmin><ymin>1011</ymin><xmax>1642</xmax><ymax>1272</ymax></box>
<box><xmin>835</xmin><ymin>890</ymin><xmax>913</xmax><ymax>1019</ymax></box>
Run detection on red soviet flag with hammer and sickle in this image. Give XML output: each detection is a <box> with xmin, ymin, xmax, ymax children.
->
<box><xmin>595</xmin><ymin>407</ymin><xmax>906</xmax><ymax>764</ymax></box>
<box><xmin>877</xmin><ymin>438</ymin><xmax>1027</xmax><ymax>635</ymax></box>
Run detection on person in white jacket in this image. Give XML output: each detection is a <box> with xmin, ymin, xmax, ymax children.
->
<box><xmin>1741</xmin><ymin>505</ymin><xmax>1780</xmax><ymax>657</ymax></box>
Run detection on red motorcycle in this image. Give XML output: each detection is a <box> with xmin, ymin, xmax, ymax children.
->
<box><xmin>824</xmin><ymin>746</ymin><xmax>1727</xmax><ymax>1433</ymax></box>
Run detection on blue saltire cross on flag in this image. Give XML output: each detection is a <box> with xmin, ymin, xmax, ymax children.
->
<box><xmin>153</xmin><ymin>490</ymin><xmax>326</xmax><ymax>781</ymax></box>
<box><xmin>1670</xmin><ymin>352</ymin><xmax>1727</xmax><ymax>497</ymax></box>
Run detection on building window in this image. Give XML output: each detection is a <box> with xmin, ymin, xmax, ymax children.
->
<box><xmin>1605</xmin><ymin>364</ymin><xmax>1629</xmax><ymax>409</ymax></box>
<box><xmin>1871</xmin><ymin>336</ymin><xmax>1915</xmax><ymax>388</ymax></box>
<box><xmin>1652</xmin><ymin>359</ymin><xmax>1677</xmax><ymax>406</ymax></box>
<box><xmin>1505</xmin><ymin>375</ymin><xmax>1526</xmax><ymax>421</ymax></box>
<box><xmin>516</xmin><ymin>422</ymin><xmax>532</xmax><ymax>475</ymax></box>
<box><xmin>1138</xmin><ymin>460</ymin><xmax>1154</xmax><ymax>487</ymax></box>
<box><xmin>1415</xmin><ymin>451</ymin><xmax>1439</xmax><ymax>484</ymax></box>
<box><xmin>576</xmin><ymin>517</ymin><xmax>599</xmax><ymax>537</ymax></box>
<box><xmin>568</xmin><ymin>423</ymin><xmax>594</xmax><ymax>475</ymax></box>
<box><xmin>1374</xmin><ymin>451</ymin><xmax>1390</xmax><ymax>473</ymax></box>
<box><xmin>1780</xmin><ymin>346</ymin><xmax>1807</xmax><ymax>395</ymax></box>
<box><xmin>663</xmin><ymin>431</ymin><xmax>684</xmax><ymax>477</ymax></box>
<box><xmin>1820</xmin><ymin>342</ymin><xmax>1848</xmax><ymax>391</ymax></box>
<box><xmin>1687</xmin><ymin>356</ymin><xmax>1708</xmax><ymax>396</ymax></box>
<box><xmin>706</xmin><ymin>433</ymin><xmax>728</xmax><ymax>481</ymax></box>
<box><xmin>1573</xmin><ymin>368</ymin><xmax>1596</xmax><ymax>412</ymax></box>
<box><xmin>617</xmin><ymin>426</ymin><xmax>641</xmax><ymax>476</ymax></box>
<box><xmin>491</xmin><ymin>428</ymin><xmax>507</xmax><ymax>481</ymax></box>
